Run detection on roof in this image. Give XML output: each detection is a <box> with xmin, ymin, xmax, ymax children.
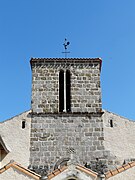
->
<box><xmin>76</xmin><ymin>164</ymin><xmax>98</xmax><ymax>178</ymax></box>
<box><xmin>47</xmin><ymin>161</ymin><xmax>135</xmax><ymax>179</ymax></box>
<box><xmin>47</xmin><ymin>165</ymin><xmax>67</xmax><ymax>179</ymax></box>
<box><xmin>0</xmin><ymin>161</ymin><xmax>41</xmax><ymax>180</ymax></box>
<box><xmin>47</xmin><ymin>164</ymin><xmax>98</xmax><ymax>179</ymax></box>
<box><xmin>105</xmin><ymin>161</ymin><xmax>135</xmax><ymax>179</ymax></box>
<box><xmin>30</xmin><ymin>57</ymin><xmax>102</xmax><ymax>70</ymax></box>
<box><xmin>1</xmin><ymin>160</ymin><xmax>135</xmax><ymax>179</ymax></box>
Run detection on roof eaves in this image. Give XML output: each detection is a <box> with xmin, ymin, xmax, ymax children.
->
<box><xmin>30</xmin><ymin>57</ymin><xmax>102</xmax><ymax>71</ymax></box>
<box><xmin>30</xmin><ymin>57</ymin><xmax>102</xmax><ymax>61</ymax></box>
<box><xmin>47</xmin><ymin>164</ymin><xmax>98</xmax><ymax>179</ymax></box>
<box><xmin>47</xmin><ymin>166</ymin><xmax>67</xmax><ymax>179</ymax></box>
<box><xmin>47</xmin><ymin>166</ymin><xmax>67</xmax><ymax>180</ymax></box>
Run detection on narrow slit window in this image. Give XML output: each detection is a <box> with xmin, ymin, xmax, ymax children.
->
<box><xmin>22</xmin><ymin>120</ymin><xmax>26</xmax><ymax>129</ymax></box>
<box><xmin>59</xmin><ymin>70</ymin><xmax>64</xmax><ymax>112</ymax></box>
<box><xmin>110</xmin><ymin>119</ymin><xmax>113</xmax><ymax>127</ymax></box>
<box><xmin>66</xmin><ymin>70</ymin><xmax>71</xmax><ymax>112</ymax></box>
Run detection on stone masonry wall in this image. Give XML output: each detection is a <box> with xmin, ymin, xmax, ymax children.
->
<box><xmin>29</xmin><ymin>113</ymin><xmax>117</xmax><ymax>174</ymax></box>
<box><xmin>31</xmin><ymin>58</ymin><xmax>102</xmax><ymax>113</ymax></box>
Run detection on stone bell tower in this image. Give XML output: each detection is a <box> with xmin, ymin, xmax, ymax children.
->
<box><xmin>29</xmin><ymin>58</ymin><xmax>116</xmax><ymax>175</ymax></box>
<box><xmin>30</xmin><ymin>58</ymin><xmax>102</xmax><ymax>114</ymax></box>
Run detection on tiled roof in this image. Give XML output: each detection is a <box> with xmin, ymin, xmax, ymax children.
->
<box><xmin>47</xmin><ymin>161</ymin><xmax>135</xmax><ymax>179</ymax></box>
<box><xmin>0</xmin><ymin>161</ymin><xmax>41</xmax><ymax>180</ymax></box>
<box><xmin>30</xmin><ymin>57</ymin><xmax>102</xmax><ymax>61</ymax></box>
<box><xmin>105</xmin><ymin>161</ymin><xmax>135</xmax><ymax>179</ymax></box>
<box><xmin>47</xmin><ymin>164</ymin><xmax>98</xmax><ymax>179</ymax></box>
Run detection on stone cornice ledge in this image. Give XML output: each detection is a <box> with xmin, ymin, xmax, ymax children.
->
<box><xmin>30</xmin><ymin>111</ymin><xmax>104</xmax><ymax>117</ymax></box>
<box><xmin>30</xmin><ymin>57</ymin><xmax>102</xmax><ymax>71</ymax></box>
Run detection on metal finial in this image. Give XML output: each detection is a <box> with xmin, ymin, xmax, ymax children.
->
<box><xmin>62</xmin><ymin>38</ymin><xmax>70</xmax><ymax>58</ymax></box>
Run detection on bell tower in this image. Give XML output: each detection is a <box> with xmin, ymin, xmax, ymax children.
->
<box><xmin>31</xmin><ymin>58</ymin><xmax>102</xmax><ymax>114</ymax></box>
<box><xmin>29</xmin><ymin>58</ymin><xmax>115</xmax><ymax>176</ymax></box>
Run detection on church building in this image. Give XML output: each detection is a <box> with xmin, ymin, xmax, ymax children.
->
<box><xmin>0</xmin><ymin>57</ymin><xmax>135</xmax><ymax>180</ymax></box>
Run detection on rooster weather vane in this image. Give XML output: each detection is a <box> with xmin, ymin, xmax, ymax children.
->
<box><xmin>62</xmin><ymin>38</ymin><xmax>70</xmax><ymax>58</ymax></box>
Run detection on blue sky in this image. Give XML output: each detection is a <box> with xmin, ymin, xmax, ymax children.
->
<box><xmin>0</xmin><ymin>0</ymin><xmax>135</xmax><ymax>121</ymax></box>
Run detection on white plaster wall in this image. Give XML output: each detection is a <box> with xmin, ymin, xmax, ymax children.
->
<box><xmin>0</xmin><ymin>111</ymin><xmax>31</xmax><ymax>168</ymax></box>
<box><xmin>108</xmin><ymin>166</ymin><xmax>135</xmax><ymax>180</ymax></box>
<box><xmin>103</xmin><ymin>110</ymin><xmax>135</xmax><ymax>164</ymax></box>
<box><xmin>0</xmin><ymin>167</ymin><xmax>35</xmax><ymax>180</ymax></box>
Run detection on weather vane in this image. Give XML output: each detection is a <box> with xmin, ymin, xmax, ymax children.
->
<box><xmin>62</xmin><ymin>38</ymin><xmax>70</xmax><ymax>58</ymax></box>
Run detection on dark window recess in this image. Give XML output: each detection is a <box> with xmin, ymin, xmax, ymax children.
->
<box><xmin>59</xmin><ymin>70</ymin><xmax>64</xmax><ymax>112</ymax></box>
<box><xmin>66</xmin><ymin>70</ymin><xmax>71</xmax><ymax>112</ymax></box>
<box><xmin>22</xmin><ymin>120</ymin><xmax>26</xmax><ymax>129</ymax></box>
<box><xmin>110</xmin><ymin>119</ymin><xmax>113</xmax><ymax>127</ymax></box>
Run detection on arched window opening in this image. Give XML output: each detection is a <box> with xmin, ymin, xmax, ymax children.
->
<box><xmin>22</xmin><ymin>120</ymin><xmax>26</xmax><ymax>129</ymax></box>
<box><xmin>66</xmin><ymin>70</ymin><xmax>71</xmax><ymax>112</ymax></box>
<box><xmin>59</xmin><ymin>70</ymin><xmax>64</xmax><ymax>112</ymax></box>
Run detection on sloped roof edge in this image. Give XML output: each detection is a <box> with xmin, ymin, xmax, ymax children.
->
<box><xmin>0</xmin><ymin>161</ymin><xmax>41</xmax><ymax>180</ymax></box>
<box><xmin>103</xmin><ymin>109</ymin><xmax>135</xmax><ymax>122</ymax></box>
<box><xmin>76</xmin><ymin>164</ymin><xmax>98</xmax><ymax>177</ymax></box>
<box><xmin>47</xmin><ymin>164</ymin><xmax>98</xmax><ymax>179</ymax></box>
<box><xmin>47</xmin><ymin>161</ymin><xmax>135</xmax><ymax>179</ymax></box>
<box><xmin>47</xmin><ymin>165</ymin><xmax>67</xmax><ymax>179</ymax></box>
<box><xmin>105</xmin><ymin>161</ymin><xmax>135</xmax><ymax>179</ymax></box>
<box><xmin>0</xmin><ymin>110</ymin><xmax>31</xmax><ymax>123</ymax></box>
